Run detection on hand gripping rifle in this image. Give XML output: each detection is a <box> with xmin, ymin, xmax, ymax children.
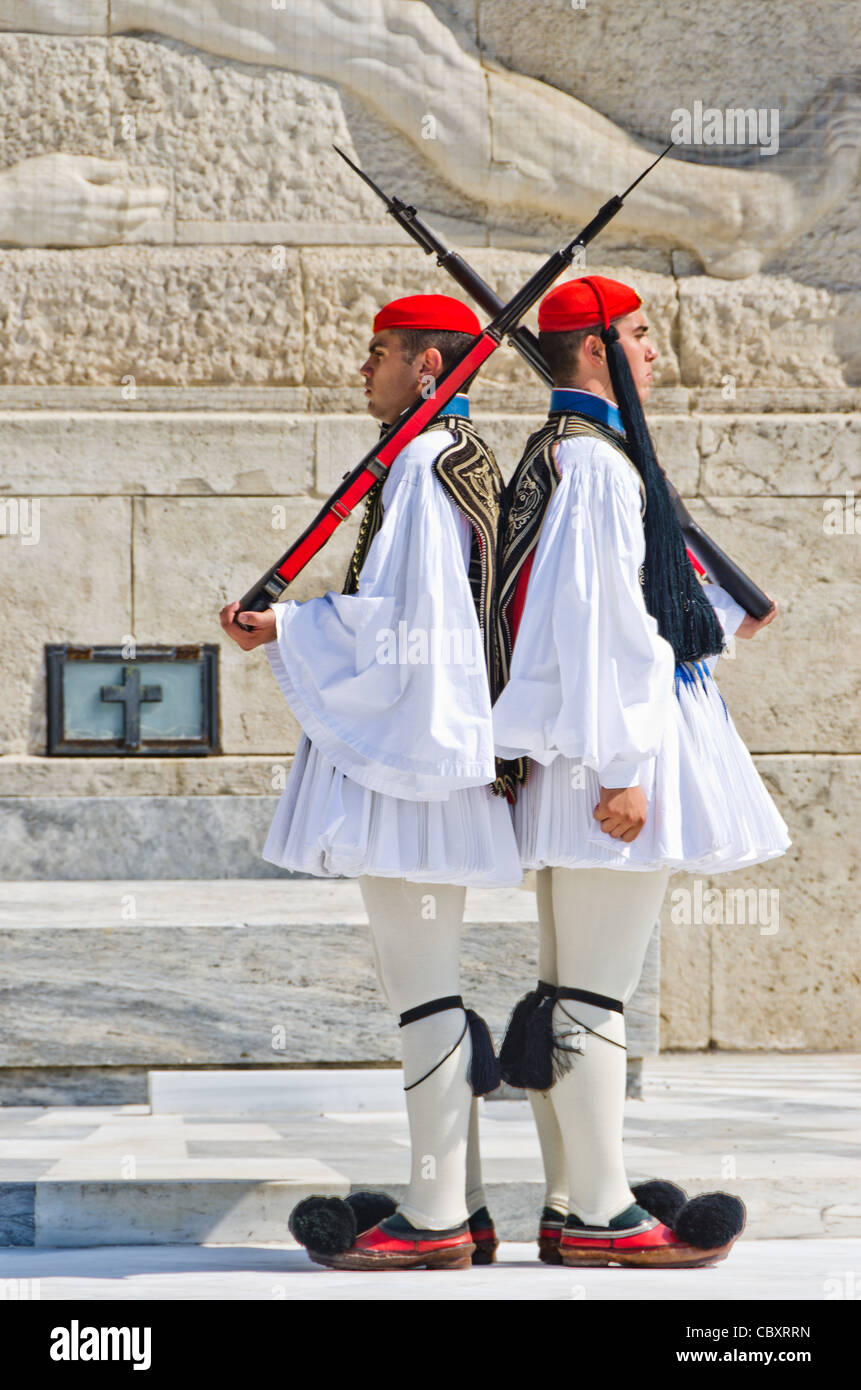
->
<box><xmin>235</xmin><ymin>145</ymin><xmax>673</xmax><ymax>629</ymax></box>
<box><xmin>334</xmin><ymin>145</ymin><xmax>773</xmax><ymax>620</ymax></box>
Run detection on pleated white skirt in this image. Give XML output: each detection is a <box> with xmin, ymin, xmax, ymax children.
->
<box><xmin>513</xmin><ymin>662</ymin><xmax>791</xmax><ymax>875</ymax></box>
<box><xmin>263</xmin><ymin>733</ymin><xmax>523</xmax><ymax>886</ymax></box>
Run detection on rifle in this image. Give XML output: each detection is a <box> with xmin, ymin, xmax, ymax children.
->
<box><xmin>235</xmin><ymin>145</ymin><xmax>673</xmax><ymax>629</ymax></box>
<box><xmin>334</xmin><ymin>145</ymin><xmax>773</xmax><ymax>620</ymax></box>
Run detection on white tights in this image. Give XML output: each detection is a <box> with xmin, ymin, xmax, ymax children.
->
<box><xmin>529</xmin><ymin>865</ymin><xmax>669</xmax><ymax>1226</ymax></box>
<box><xmin>359</xmin><ymin>866</ymin><xmax>668</xmax><ymax>1231</ymax></box>
<box><xmin>359</xmin><ymin>875</ymin><xmax>486</xmax><ymax>1231</ymax></box>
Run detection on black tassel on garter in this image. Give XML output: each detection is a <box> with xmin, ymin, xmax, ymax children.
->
<box><xmin>499</xmin><ymin>982</ymin><xmax>556</xmax><ymax>1089</ymax></box>
<box><xmin>499</xmin><ymin>984</ymin><xmax>626</xmax><ymax>1090</ymax></box>
<box><xmin>466</xmin><ymin>1009</ymin><xmax>502</xmax><ymax>1096</ymax></box>
<box><xmin>499</xmin><ymin>986</ymin><xmax>544</xmax><ymax>1087</ymax></box>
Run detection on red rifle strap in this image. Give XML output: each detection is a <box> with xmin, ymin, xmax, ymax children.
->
<box><xmin>274</xmin><ymin>332</ymin><xmax>499</xmax><ymax>584</ymax></box>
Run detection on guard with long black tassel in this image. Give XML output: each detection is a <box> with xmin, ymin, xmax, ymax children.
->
<box><xmin>491</xmin><ymin>274</ymin><xmax>789</xmax><ymax>1267</ymax></box>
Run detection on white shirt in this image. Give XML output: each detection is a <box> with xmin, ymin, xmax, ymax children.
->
<box><xmin>264</xmin><ymin>428</ymin><xmax>495</xmax><ymax>801</ymax></box>
<box><xmin>492</xmin><ymin>433</ymin><xmax>745</xmax><ymax>789</ymax></box>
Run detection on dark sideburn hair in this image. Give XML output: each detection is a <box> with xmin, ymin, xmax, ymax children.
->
<box><xmin>537</xmin><ymin>326</ymin><xmax>599</xmax><ymax>384</ymax></box>
<box><xmin>395</xmin><ymin>328</ymin><xmax>478</xmax><ymax>377</ymax></box>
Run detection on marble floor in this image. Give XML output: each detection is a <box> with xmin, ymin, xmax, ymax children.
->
<box><xmin>0</xmin><ymin>1238</ymin><xmax>858</xmax><ymax>1301</ymax></box>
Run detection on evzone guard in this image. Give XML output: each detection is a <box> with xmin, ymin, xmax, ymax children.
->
<box><xmin>492</xmin><ymin>275</ymin><xmax>791</xmax><ymax>1268</ymax></box>
<box><xmin>221</xmin><ymin>294</ymin><xmax>519</xmax><ymax>1270</ymax></box>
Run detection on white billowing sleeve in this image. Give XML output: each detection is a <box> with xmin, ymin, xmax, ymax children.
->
<box><xmin>492</xmin><ymin>437</ymin><xmax>675</xmax><ymax>789</ymax></box>
<box><xmin>263</xmin><ymin>431</ymin><xmax>493</xmax><ymax>801</ymax></box>
<box><xmin>703</xmin><ymin>583</ymin><xmax>746</xmax><ymax>638</ymax></box>
<box><xmin>700</xmin><ymin>582</ymin><xmax>746</xmax><ymax>675</ymax></box>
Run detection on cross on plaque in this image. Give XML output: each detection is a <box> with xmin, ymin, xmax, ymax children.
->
<box><xmin>100</xmin><ymin>667</ymin><xmax>163</xmax><ymax>751</ymax></box>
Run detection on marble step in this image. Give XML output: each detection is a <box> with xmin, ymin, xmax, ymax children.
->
<box><xmin>0</xmin><ymin>880</ymin><xmax>663</xmax><ymax>1079</ymax></box>
<box><xmin>148</xmin><ymin>1068</ymin><xmax>407</xmax><ymax>1114</ymax></box>
<box><xmin>1</xmin><ymin>1054</ymin><xmax>858</xmax><ymax>1247</ymax></box>
<box><xmin>7</xmin><ymin>1171</ymin><xmax>856</xmax><ymax>1248</ymax></box>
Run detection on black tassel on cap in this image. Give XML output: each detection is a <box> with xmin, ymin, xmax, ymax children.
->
<box><xmin>465</xmin><ymin>1009</ymin><xmax>502</xmax><ymax>1096</ymax></box>
<box><xmin>602</xmin><ymin>324</ymin><xmax>725</xmax><ymax>665</ymax></box>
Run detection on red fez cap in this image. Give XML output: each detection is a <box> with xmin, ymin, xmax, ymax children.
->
<box><xmin>538</xmin><ymin>275</ymin><xmax>641</xmax><ymax>333</ymax></box>
<box><xmin>373</xmin><ymin>293</ymin><xmax>480</xmax><ymax>336</ymax></box>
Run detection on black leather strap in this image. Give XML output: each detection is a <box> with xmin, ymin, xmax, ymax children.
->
<box><xmin>555</xmin><ymin>986</ymin><xmax>624</xmax><ymax>1015</ymax></box>
<box><xmin>399</xmin><ymin>995</ymin><xmax>464</xmax><ymax>1028</ymax></box>
<box><xmin>399</xmin><ymin>995</ymin><xmax>470</xmax><ymax>1093</ymax></box>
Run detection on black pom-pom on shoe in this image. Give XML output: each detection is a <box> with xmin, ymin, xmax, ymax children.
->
<box><xmin>344</xmin><ymin>1190</ymin><xmax>397</xmax><ymax>1233</ymax></box>
<box><xmin>632</xmin><ymin>1179</ymin><xmax>688</xmax><ymax>1228</ymax></box>
<box><xmin>674</xmin><ymin>1192</ymin><xmax>746</xmax><ymax>1249</ymax></box>
<box><xmin>288</xmin><ymin>1195</ymin><xmax>357</xmax><ymax>1254</ymax></box>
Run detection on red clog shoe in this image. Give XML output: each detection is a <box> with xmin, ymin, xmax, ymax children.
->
<box><xmin>307</xmin><ymin>1212</ymin><xmax>475</xmax><ymax>1271</ymax></box>
<box><xmin>540</xmin><ymin>1180</ymin><xmax>689</xmax><ymax>1265</ymax></box>
<box><xmin>468</xmin><ymin>1206</ymin><xmax>499</xmax><ymax>1265</ymax></box>
<box><xmin>538</xmin><ymin>1206</ymin><xmax>566</xmax><ymax>1265</ymax></box>
<box><xmin>559</xmin><ymin>1194</ymin><xmax>745</xmax><ymax>1269</ymax></box>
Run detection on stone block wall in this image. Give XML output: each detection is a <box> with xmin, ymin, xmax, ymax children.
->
<box><xmin>0</xmin><ymin>3</ymin><xmax>858</xmax><ymax>1054</ymax></box>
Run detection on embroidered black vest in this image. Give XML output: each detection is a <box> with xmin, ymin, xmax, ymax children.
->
<box><xmin>493</xmin><ymin>411</ymin><xmax>647</xmax><ymax>801</ymax></box>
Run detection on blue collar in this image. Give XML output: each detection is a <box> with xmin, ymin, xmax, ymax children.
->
<box><xmin>439</xmin><ymin>393</ymin><xmax>470</xmax><ymax>419</ymax></box>
<box><xmin>387</xmin><ymin>393</ymin><xmax>470</xmax><ymax>431</ymax></box>
<box><xmin>549</xmin><ymin>388</ymin><xmax>623</xmax><ymax>435</ymax></box>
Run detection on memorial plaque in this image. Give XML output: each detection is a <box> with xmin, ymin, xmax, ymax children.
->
<box><xmin>45</xmin><ymin>645</ymin><xmax>220</xmax><ymax>756</ymax></box>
